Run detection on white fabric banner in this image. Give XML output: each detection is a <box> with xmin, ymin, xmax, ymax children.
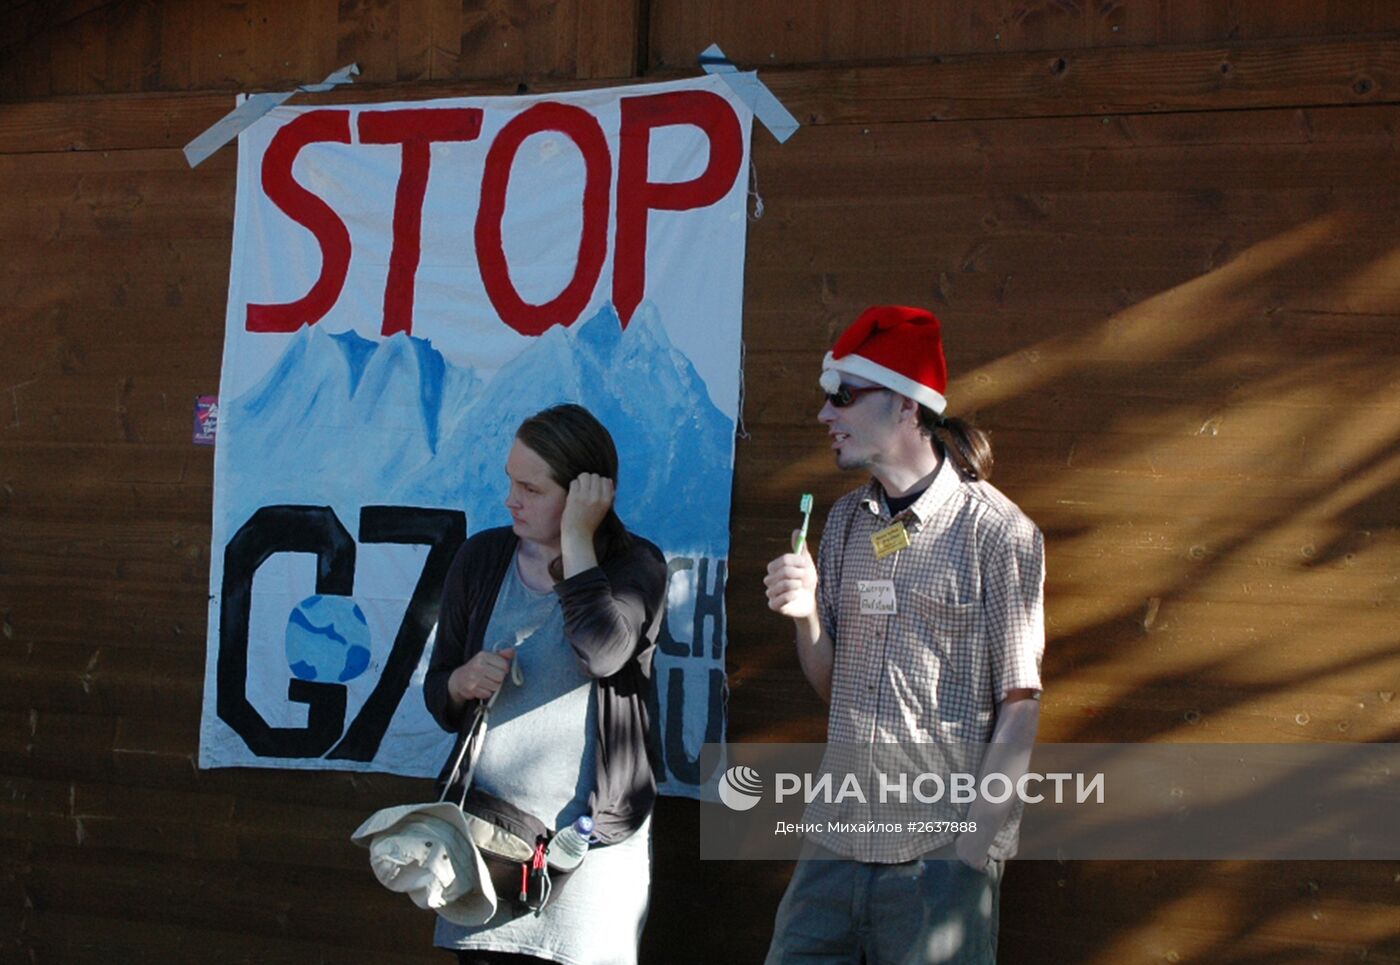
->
<box><xmin>199</xmin><ymin>75</ymin><xmax>753</xmax><ymax>797</ymax></box>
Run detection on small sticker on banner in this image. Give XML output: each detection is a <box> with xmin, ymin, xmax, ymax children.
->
<box><xmin>871</xmin><ymin>522</ymin><xmax>911</xmax><ymax>559</ymax></box>
<box><xmin>194</xmin><ymin>395</ymin><xmax>219</xmax><ymax>445</ymax></box>
<box><xmin>858</xmin><ymin>580</ymin><xmax>897</xmax><ymax>615</ymax></box>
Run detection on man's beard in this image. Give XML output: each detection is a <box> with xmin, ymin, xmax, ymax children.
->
<box><xmin>835</xmin><ymin>449</ymin><xmax>873</xmax><ymax>472</ymax></box>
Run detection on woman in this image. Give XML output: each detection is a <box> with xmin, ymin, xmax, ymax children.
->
<box><xmin>423</xmin><ymin>403</ymin><xmax>667</xmax><ymax>965</ymax></box>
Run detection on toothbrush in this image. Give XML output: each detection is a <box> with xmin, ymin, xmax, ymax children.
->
<box><xmin>793</xmin><ymin>493</ymin><xmax>814</xmax><ymax>555</ymax></box>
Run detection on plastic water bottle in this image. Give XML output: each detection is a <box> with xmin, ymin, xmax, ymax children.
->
<box><xmin>549</xmin><ymin>815</ymin><xmax>594</xmax><ymax>871</ymax></box>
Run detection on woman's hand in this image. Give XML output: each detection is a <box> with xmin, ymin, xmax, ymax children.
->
<box><xmin>558</xmin><ymin>473</ymin><xmax>614</xmax><ymax>579</ymax></box>
<box><xmin>447</xmin><ymin>647</ymin><xmax>516</xmax><ymax>704</ymax></box>
<box><xmin>560</xmin><ymin>473</ymin><xmax>615</xmax><ymax>542</ymax></box>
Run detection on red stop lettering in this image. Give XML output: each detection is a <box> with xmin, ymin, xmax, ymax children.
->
<box><xmin>614</xmin><ymin>91</ymin><xmax>743</xmax><ymax>327</ymax></box>
<box><xmin>359</xmin><ymin>108</ymin><xmax>484</xmax><ymax>337</ymax></box>
<box><xmin>246</xmin><ymin>111</ymin><xmax>353</xmax><ymax>333</ymax></box>
<box><xmin>476</xmin><ymin>103</ymin><xmax>612</xmax><ymax>337</ymax></box>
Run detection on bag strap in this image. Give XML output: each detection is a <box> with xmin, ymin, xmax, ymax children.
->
<box><xmin>437</xmin><ymin>626</ymin><xmax>534</xmax><ymax>808</ymax></box>
<box><xmin>437</xmin><ymin>687</ymin><xmax>501</xmax><ymax>807</ymax></box>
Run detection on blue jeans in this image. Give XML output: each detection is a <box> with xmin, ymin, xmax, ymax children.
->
<box><xmin>765</xmin><ymin>844</ymin><xmax>1002</xmax><ymax>965</ymax></box>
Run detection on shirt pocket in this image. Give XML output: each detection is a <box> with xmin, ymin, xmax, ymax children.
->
<box><xmin>906</xmin><ymin>591</ymin><xmax>991</xmax><ymax>737</ymax></box>
<box><xmin>906</xmin><ymin>590</ymin><xmax>978</xmax><ymax>660</ymax></box>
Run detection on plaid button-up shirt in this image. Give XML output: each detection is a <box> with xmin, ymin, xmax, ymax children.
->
<box><xmin>807</xmin><ymin>454</ymin><xmax>1045</xmax><ymax>862</ymax></box>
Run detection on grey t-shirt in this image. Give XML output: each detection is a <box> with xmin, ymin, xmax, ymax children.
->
<box><xmin>470</xmin><ymin>554</ymin><xmax>597</xmax><ymax>828</ymax></box>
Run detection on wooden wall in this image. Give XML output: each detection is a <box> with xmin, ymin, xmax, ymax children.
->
<box><xmin>3</xmin><ymin>1</ymin><xmax>1399</xmax><ymax>962</ymax></box>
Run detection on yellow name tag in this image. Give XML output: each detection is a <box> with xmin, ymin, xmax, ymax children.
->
<box><xmin>870</xmin><ymin>522</ymin><xmax>911</xmax><ymax>559</ymax></box>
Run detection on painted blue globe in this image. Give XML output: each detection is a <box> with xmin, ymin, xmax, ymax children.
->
<box><xmin>285</xmin><ymin>595</ymin><xmax>372</xmax><ymax>683</ymax></box>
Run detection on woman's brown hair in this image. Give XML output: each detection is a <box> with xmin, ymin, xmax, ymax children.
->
<box><xmin>515</xmin><ymin>403</ymin><xmax>634</xmax><ymax>581</ymax></box>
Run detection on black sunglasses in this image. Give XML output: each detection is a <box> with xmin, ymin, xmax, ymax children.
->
<box><xmin>825</xmin><ymin>384</ymin><xmax>889</xmax><ymax>408</ymax></box>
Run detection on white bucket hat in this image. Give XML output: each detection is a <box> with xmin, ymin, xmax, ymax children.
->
<box><xmin>351</xmin><ymin>801</ymin><xmax>497</xmax><ymax>925</ymax></box>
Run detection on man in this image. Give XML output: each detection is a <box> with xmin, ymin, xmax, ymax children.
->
<box><xmin>763</xmin><ymin>305</ymin><xmax>1045</xmax><ymax>964</ymax></box>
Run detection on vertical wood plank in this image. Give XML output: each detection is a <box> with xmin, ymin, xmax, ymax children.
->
<box><xmin>643</xmin><ymin>0</ymin><xmax>690</xmax><ymax>70</ymax></box>
<box><xmin>0</xmin><ymin>0</ymin><xmax>114</xmax><ymax>98</ymax></box>
<box><xmin>458</xmin><ymin>0</ymin><xmax>580</xmax><ymax>81</ymax></box>
<box><xmin>894</xmin><ymin>0</ymin><xmax>939</xmax><ymax>62</ymax></box>
<box><xmin>1323</xmin><ymin>0</ymin><xmax>1400</xmax><ymax>32</ymax></box>
<box><xmin>396</xmin><ymin>0</ymin><xmax>432</xmax><ymax>80</ymax></box>
<box><xmin>575</xmin><ymin>0</ymin><xmax>639</xmax><ymax>79</ymax></box>
<box><xmin>1154</xmin><ymin>0</ymin><xmax>1234</xmax><ymax>47</ymax></box>
<box><xmin>246</xmin><ymin>0</ymin><xmax>335</xmax><ymax>89</ymax></box>
<box><xmin>929</xmin><ymin>1</ymin><xmax>975</xmax><ymax>56</ymax></box>
<box><xmin>524</xmin><ymin>0</ymin><xmax>576</xmax><ymax>79</ymax></box>
<box><xmin>396</xmin><ymin>0</ymin><xmax>463</xmax><ymax>80</ymax></box>
<box><xmin>44</xmin><ymin>4</ymin><xmax>91</xmax><ymax>95</ymax></box>
<box><xmin>991</xmin><ymin>0</ymin><xmax>1090</xmax><ymax>52</ymax></box>
<box><xmin>1088</xmin><ymin>0</ymin><xmax>1149</xmax><ymax>48</ymax></box>
<box><xmin>458</xmin><ymin>0</ymin><xmax>516</xmax><ymax>79</ymax></box>
<box><xmin>187</xmin><ymin>0</ymin><xmax>252</xmax><ymax>90</ymax></box>
<box><xmin>156</xmin><ymin>0</ymin><xmax>195</xmax><ymax>91</ymax></box>
<box><xmin>336</xmin><ymin>0</ymin><xmax>399</xmax><ymax>85</ymax></box>
<box><xmin>1323</xmin><ymin>0</ymin><xmax>1373</xmax><ymax>34</ymax></box>
<box><xmin>0</xmin><ymin>32</ymin><xmax>53</xmax><ymax>100</ymax></box>
<box><xmin>1231</xmin><ymin>0</ymin><xmax>1327</xmax><ymax>40</ymax></box>
<box><xmin>97</xmin><ymin>0</ymin><xmax>163</xmax><ymax>93</ymax></box>
<box><xmin>1363</xmin><ymin>0</ymin><xmax>1400</xmax><ymax>30</ymax></box>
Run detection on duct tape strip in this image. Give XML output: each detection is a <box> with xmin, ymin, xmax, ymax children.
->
<box><xmin>184</xmin><ymin>63</ymin><xmax>361</xmax><ymax>168</ymax></box>
<box><xmin>698</xmin><ymin>44</ymin><xmax>799</xmax><ymax>144</ymax></box>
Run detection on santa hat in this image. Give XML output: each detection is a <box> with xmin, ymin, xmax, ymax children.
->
<box><xmin>819</xmin><ymin>305</ymin><xmax>948</xmax><ymax>414</ymax></box>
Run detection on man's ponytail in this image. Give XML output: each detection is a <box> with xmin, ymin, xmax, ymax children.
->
<box><xmin>918</xmin><ymin>407</ymin><xmax>994</xmax><ymax>481</ymax></box>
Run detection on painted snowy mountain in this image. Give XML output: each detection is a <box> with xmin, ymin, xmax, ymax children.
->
<box><xmin>220</xmin><ymin>327</ymin><xmax>481</xmax><ymax>531</ymax></box>
<box><xmin>222</xmin><ymin>304</ymin><xmax>735</xmax><ymax>555</ymax></box>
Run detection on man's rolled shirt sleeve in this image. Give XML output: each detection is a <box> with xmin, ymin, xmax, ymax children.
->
<box><xmin>816</xmin><ymin>509</ymin><xmax>842</xmax><ymax>641</ymax></box>
<box><xmin>982</xmin><ymin>516</ymin><xmax>1046</xmax><ymax>704</ymax></box>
